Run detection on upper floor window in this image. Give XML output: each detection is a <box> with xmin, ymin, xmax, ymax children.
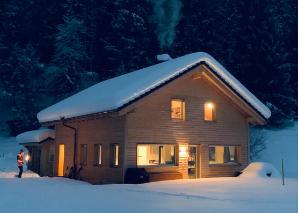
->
<box><xmin>204</xmin><ymin>102</ymin><xmax>216</xmax><ymax>121</ymax></box>
<box><xmin>171</xmin><ymin>99</ymin><xmax>185</xmax><ymax>120</ymax></box>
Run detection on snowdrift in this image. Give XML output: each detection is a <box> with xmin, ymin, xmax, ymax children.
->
<box><xmin>241</xmin><ymin>162</ymin><xmax>281</xmax><ymax>178</ymax></box>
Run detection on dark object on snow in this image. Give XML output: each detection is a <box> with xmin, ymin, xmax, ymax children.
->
<box><xmin>266</xmin><ymin>172</ymin><xmax>272</xmax><ymax>177</ymax></box>
<box><xmin>234</xmin><ymin>171</ymin><xmax>242</xmax><ymax>177</ymax></box>
<box><xmin>281</xmin><ymin>159</ymin><xmax>285</xmax><ymax>185</ymax></box>
<box><xmin>124</xmin><ymin>168</ymin><xmax>149</xmax><ymax>184</ymax></box>
<box><xmin>18</xmin><ymin>166</ymin><xmax>23</xmax><ymax>178</ymax></box>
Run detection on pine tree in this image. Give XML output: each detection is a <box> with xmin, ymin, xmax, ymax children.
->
<box><xmin>47</xmin><ymin>0</ymin><xmax>95</xmax><ymax>99</ymax></box>
<box><xmin>4</xmin><ymin>44</ymin><xmax>45</xmax><ymax>135</ymax></box>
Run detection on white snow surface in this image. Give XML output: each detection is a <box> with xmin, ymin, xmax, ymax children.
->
<box><xmin>0</xmin><ymin>172</ymin><xmax>297</xmax><ymax>213</ymax></box>
<box><xmin>37</xmin><ymin>52</ymin><xmax>271</xmax><ymax>123</ymax></box>
<box><xmin>16</xmin><ymin>128</ymin><xmax>55</xmax><ymax>143</ymax></box>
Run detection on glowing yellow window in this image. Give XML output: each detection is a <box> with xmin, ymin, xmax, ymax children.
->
<box><xmin>204</xmin><ymin>102</ymin><xmax>215</xmax><ymax>121</ymax></box>
<box><xmin>171</xmin><ymin>99</ymin><xmax>185</xmax><ymax>120</ymax></box>
<box><xmin>111</xmin><ymin>144</ymin><xmax>119</xmax><ymax>167</ymax></box>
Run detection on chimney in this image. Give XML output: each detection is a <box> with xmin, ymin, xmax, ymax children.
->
<box><xmin>156</xmin><ymin>54</ymin><xmax>172</xmax><ymax>62</ymax></box>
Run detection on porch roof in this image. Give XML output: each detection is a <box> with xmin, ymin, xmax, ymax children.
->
<box><xmin>16</xmin><ymin>128</ymin><xmax>55</xmax><ymax>144</ymax></box>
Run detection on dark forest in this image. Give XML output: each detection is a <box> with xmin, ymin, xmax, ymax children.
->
<box><xmin>0</xmin><ymin>0</ymin><xmax>297</xmax><ymax>135</ymax></box>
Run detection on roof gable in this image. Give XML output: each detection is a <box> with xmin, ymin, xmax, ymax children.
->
<box><xmin>37</xmin><ymin>52</ymin><xmax>271</xmax><ymax>123</ymax></box>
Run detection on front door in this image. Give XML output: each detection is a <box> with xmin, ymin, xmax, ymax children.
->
<box><xmin>58</xmin><ymin>144</ymin><xmax>64</xmax><ymax>176</ymax></box>
<box><xmin>188</xmin><ymin>145</ymin><xmax>197</xmax><ymax>179</ymax></box>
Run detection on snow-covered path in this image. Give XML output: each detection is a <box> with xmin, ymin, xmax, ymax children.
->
<box><xmin>0</xmin><ymin>176</ymin><xmax>297</xmax><ymax>213</ymax></box>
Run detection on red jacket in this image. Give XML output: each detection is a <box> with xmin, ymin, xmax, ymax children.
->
<box><xmin>17</xmin><ymin>154</ymin><xmax>24</xmax><ymax>167</ymax></box>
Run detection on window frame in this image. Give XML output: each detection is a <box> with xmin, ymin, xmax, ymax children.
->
<box><xmin>171</xmin><ymin>99</ymin><xmax>186</xmax><ymax>121</ymax></box>
<box><xmin>204</xmin><ymin>101</ymin><xmax>216</xmax><ymax>122</ymax></box>
<box><xmin>136</xmin><ymin>143</ymin><xmax>178</xmax><ymax>167</ymax></box>
<box><xmin>79</xmin><ymin>144</ymin><xmax>88</xmax><ymax>166</ymax></box>
<box><xmin>208</xmin><ymin>145</ymin><xmax>240</xmax><ymax>166</ymax></box>
<box><xmin>93</xmin><ymin>144</ymin><xmax>102</xmax><ymax>166</ymax></box>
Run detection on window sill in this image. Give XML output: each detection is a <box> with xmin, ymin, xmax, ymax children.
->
<box><xmin>171</xmin><ymin>118</ymin><xmax>185</xmax><ymax>122</ymax></box>
<box><xmin>209</xmin><ymin>163</ymin><xmax>241</xmax><ymax>167</ymax></box>
<box><xmin>137</xmin><ymin>165</ymin><xmax>178</xmax><ymax>168</ymax></box>
<box><xmin>204</xmin><ymin>120</ymin><xmax>217</xmax><ymax>123</ymax></box>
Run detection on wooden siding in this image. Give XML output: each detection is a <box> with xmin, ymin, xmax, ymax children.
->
<box><xmin>124</xmin><ymin>65</ymin><xmax>249</xmax><ymax>178</ymax></box>
<box><xmin>53</xmin><ymin>116</ymin><xmax>125</xmax><ymax>184</ymax></box>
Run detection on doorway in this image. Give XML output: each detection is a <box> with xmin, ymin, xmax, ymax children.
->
<box><xmin>188</xmin><ymin>145</ymin><xmax>197</xmax><ymax>179</ymax></box>
<box><xmin>58</xmin><ymin>144</ymin><xmax>64</xmax><ymax>176</ymax></box>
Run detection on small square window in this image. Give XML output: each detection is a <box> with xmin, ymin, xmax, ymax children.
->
<box><xmin>204</xmin><ymin>102</ymin><xmax>216</xmax><ymax>121</ymax></box>
<box><xmin>171</xmin><ymin>99</ymin><xmax>185</xmax><ymax>120</ymax></box>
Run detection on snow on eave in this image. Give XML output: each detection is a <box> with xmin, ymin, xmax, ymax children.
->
<box><xmin>16</xmin><ymin>128</ymin><xmax>55</xmax><ymax>144</ymax></box>
<box><xmin>37</xmin><ymin>52</ymin><xmax>271</xmax><ymax>123</ymax></box>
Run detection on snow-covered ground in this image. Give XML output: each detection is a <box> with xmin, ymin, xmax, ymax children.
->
<box><xmin>0</xmin><ymin>171</ymin><xmax>297</xmax><ymax>213</ymax></box>
<box><xmin>0</xmin><ymin>124</ymin><xmax>297</xmax><ymax>213</ymax></box>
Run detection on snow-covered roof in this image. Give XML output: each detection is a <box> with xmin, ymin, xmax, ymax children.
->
<box><xmin>37</xmin><ymin>52</ymin><xmax>271</xmax><ymax>123</ymax></box>
<box><xmin>16</xmin><ymin>128</ymin><xmax>55</xmax><ymax>144</ymax></box>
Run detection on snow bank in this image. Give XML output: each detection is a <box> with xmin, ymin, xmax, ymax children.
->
<box><xmin>241</xmin><ymin>162</ymin><xmax>281</xmax><ymax>178</ymax></box>
<box><xmin>16</xmin><ymin>128</ymin><xmax>55</xmax><ymax>143</ymax></box>
<box><xmin>37</xmin><ymin>52</ymin><xmax>271</xmax><ymax>123</ymax></box>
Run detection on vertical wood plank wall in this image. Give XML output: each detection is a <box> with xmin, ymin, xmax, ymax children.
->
<box><xmin>53</xmin><ymin>116</ymin><xmax>125</xmax><ymax>184</ymax></box>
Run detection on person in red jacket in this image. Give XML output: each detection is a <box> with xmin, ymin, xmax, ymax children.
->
<box><xmin>17</xmin><ymin>149</ymin><xmax>24</xmax><ymax>178</ymax></box>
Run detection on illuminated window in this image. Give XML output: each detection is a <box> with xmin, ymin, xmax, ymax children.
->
<box><xmin>209</xmin><ymin>145</ymin><xmax>239</xmax><ymax>164</ymax></box>
<box><xmin>137</xmin><ymin>144</ymin><xmax>176</xmax><ymax>166</ymax></box>
<box><xmin>204</xmin><ymin>102</ymin><xmax>215</xmax><ymax>121</ymax></box>
<box><xmin>171</xmin><ymin>99</ymin><xmax>185</xmax><ymax>120</ymax></box>
<box><xmin>111</xmin><ymin>144</ymin><xmax>119</xmax><ymax>167</ymax></box>
<box><xmin>94</xmin><ymin>144</ymin><xmax>102</xmax><ymax>166</ymax></box>
<box><xmin>80</xmin><ymin>144</ymin><xmax>87</xmax><ymax>166</ymax></box>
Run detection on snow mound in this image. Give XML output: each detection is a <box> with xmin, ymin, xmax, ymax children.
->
<box><xmin>241</xmin><ymin>162</ymin><xmax>281</xmax><ymax>178</ymax></box>
<box><xmin>16</xmin><ymin>128</ymin><xmax>55</xmax><ymax>143</ymax></box>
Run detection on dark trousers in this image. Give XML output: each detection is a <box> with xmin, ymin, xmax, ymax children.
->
<box><xmin>18</xmin><ymin>165</ymin><xmax>23</xmax><ymax>178</ymax></box>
